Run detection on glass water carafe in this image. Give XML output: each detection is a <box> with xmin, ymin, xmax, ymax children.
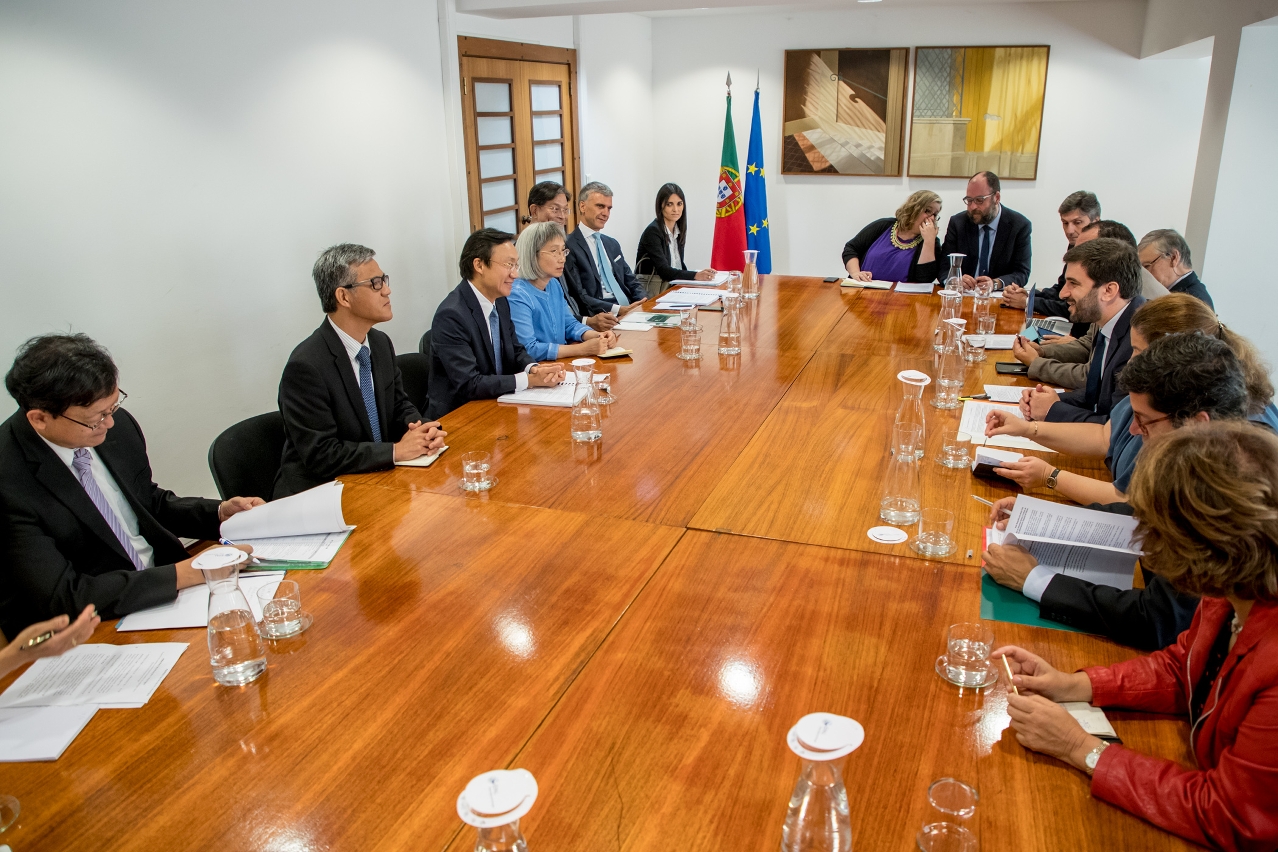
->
<box><xmin>894</xmin><ymin>370</ymin><xmax>930</xmax><ymax>461</ymax></box>
<box><xmin>880</xmin><ymin>423</ymin><xmax>922</xmax><ymax>525</ymax></box>
<box><xmin>570</xmin><ymin>373</ymin><xmax>602</xmax><ymax>443</ymax></box>
<box><xmin>718</xmin><ymin>292</ymin><xmax>742</xmax><ymax>354</ymax></box>
<box><xmin>458</xmin><ymin>769</ymin><xmax>537</xmax><ymax>852</ymax></box>
<box><xmin>943</xmin><ymin>253</ymin><xmax>965</xmax><ymax>292</ymax></box>
<box><xmin>742</xmin><ymin>249</ymin><xmax>760</xmax><ymax>300</ymax></box>
<box><xmin>932</xmin><ymin>319</ymin><xmax>966</xmax><ymax>410</ymax></box>
<box><xmin>197</xmin><ymin>548</ymin><xmax>267</xmax><ymax>686</ymax></box>
<box><xmin>933</xmin><ymin>290</ymin><xmax>962</xmax><ymax>352</ymax></box>
<box><xmin>780</xmin><ymin>713</ymin><xmax>862</xmax><ymax>852</ymax></box>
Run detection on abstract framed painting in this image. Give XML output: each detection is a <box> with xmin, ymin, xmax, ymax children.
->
<box><xmin>908</xmin><ymin>45</ymin><xmax>1050</xmax><ymax>180</ymax></box>
<box><xmin>781</xmin><ymin>48</ymin><xmax>910</xmax><ymax>176</ymax></box>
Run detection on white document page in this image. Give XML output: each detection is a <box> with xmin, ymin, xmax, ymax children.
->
<box><xmin>894</xmin><ymin>281</ymin><xmax>935</xmax><ymax>294</ymax></box>
<box><xmin>244</xmin><ymin>532</ymin><xmax>351</xmax><ymax>563</ymax></box>
<box><xmin>116</xmin><ymin>572</ymin><xmax>285</xmax><ymax>631</ymax></box>
<box><xmin>959</xmin><ymin>401</ymin><xmax>1054</xmax><ymax>453</ymax></box>
<box><xmin>497</xmin><ymin>372</ymin><xmax>600</xmax><ymax>407</ymax></box>
<box><xmin>0</xmin><ymin>643</ymin><xmax>188</xmax><ymax>709</ymax></box>
<box><xmin>220</xmin><ymin>480</ymin><xmax>349</xmax><ymax>540</ymax></box>
<box><xmin>972</xmin><ymin>447</ymin><xmax>1022</xmax><ymax>470</ymax></box>
<box><xmin>840</xmin><ymin>279</ymin><xmax>893</xmax><ymax>289</ymax></box>
<box><xmin>670</xmin><ymin>270</ymin><xmax>730</xmax><ymax>286</ymax></box>
<box><xmin>977</xmin><ymin>334</ymin><xmax>1017</xmax><ymax>350</ymax></box>
<box><xmin>663</xmin><ymin>286</ymin><xmax>727</xmax><ymax>297</ymax></box>
<box><xmin>983</xmin><ymin>385</ymin><xmax>1065</xmax><ymax>403</ymax></box>
<box><xmin>655</xmin><ymin>292</ymin><xmax>720</xmax><ymax>308</ymax></box>
<box><xmin>0</xmin><ymin>706</ymin><xmax>97</xmax><ymax>762</ymax></box>
<box><xmin>396</xmin><ymin>446</ymin><xmax>448</xmax><ymax>468</ymax></box>
<box><xmin>614</xmin><ymin>321</ymin><xmax>654</xmax><ymax>332</ymax></box>
<box><xmin>1061</xmin><ymin>702</ymin><xmax>1118</xmax><ymax>738</ymax></box>
<box><xmin>1003</xmin><ymin>496</ymin><xmax>1141</xmax><ymax>590</ymax></box>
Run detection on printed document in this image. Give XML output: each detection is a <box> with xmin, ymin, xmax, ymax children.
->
<box><xmin>894</xmin><ymin>282</ymin><xmax>934</xmax><ymax>294</ymax></box>
<box><xmin>220</xmin><ymin>480</ymin><xmax>350</xmax><ymax>540</ymax></box>
<box><xmin>959</xmin><ymin>401</ymin><xmax>1054</xmax><ymax>452</ymax></box>
<box><xmin>670</xmin><ymin>270</ymin><xmax>730</xmax><ymax>286</ymax></box>
<box><xmin>0</xmin><ymin>643</ymin><xmax>188</xmax><ymax>709</ymax></box>
<box><xmin>0</xmin><ymin>706</ymin><xmax>98</xmax><ymax>761</ymax></box>
<box><xmin>116</xmin><ymin>571</ymin><xmax>285</xmax><ymax>631</ymax></box>
<box><xmin>989</xmin><ymin>496</ymin><xmax>1141</xmax><ymax>590</ymax></box>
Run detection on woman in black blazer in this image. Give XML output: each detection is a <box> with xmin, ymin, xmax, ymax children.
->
<box><xmin>635</xmin><ymin>183</ymin><xmax>715</xmax><ymax>297</ymax></box>
<box><xmin>841</xmin><ymin>190</ymin><xmax>943</xmax><ymax>283</ymax></box>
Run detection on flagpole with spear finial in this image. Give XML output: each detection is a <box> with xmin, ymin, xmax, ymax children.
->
<box><xmin>726</xmin><ymin>71</ymin><xmax>732</xmax><ymax>96</ymax></box>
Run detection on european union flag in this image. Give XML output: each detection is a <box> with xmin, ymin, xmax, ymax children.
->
<box><xmin>743</xmin><ymin>86</ymin><xmax>772</xmax><ymax>274</ymax></box>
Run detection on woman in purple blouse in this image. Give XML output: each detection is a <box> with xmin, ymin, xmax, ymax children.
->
<box><xmin>841</xmin><ymin>190</ymin><xmax>943</xmax><ymax>284</ymax></box>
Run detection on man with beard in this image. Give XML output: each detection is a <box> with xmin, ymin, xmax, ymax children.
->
<box><xmin>938</xmin><ymin>170</ymin><xmax>1032</xmax><ymax>291</ymax></box>
<box><xmin>1019</xmin><ymin>238</ymin><xmax>1144</xmax><ymax>424</ymax></box>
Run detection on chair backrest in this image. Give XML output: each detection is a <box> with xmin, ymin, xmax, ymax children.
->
<box><xmin>397</xmin><ymin>352</ymin><xmax>431</xmax><ymax>414</ymax></box>
<box><xmin>207</xmin><ymin>412</ymin><xmax>286</xmax><ymax>501</ymax></box>
<box><xmin>418</xmin><ymin>330</ymin><xmax>432</xmax><ymax>356</ymax></box>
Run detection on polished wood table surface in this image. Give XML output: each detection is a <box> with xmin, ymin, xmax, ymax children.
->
<box><xmin>1</xmin><ymin>277</ymin><xmax>1194</xmax><ymax>851</ymax></box>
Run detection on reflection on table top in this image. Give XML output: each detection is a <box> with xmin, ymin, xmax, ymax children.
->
<box><xmin>0</xmin><ymin>277</ymin><xmax>1194</xmax><ymax>851</ymax></box>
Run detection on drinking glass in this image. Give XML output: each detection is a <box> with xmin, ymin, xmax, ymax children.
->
<box><xmin>678</xmin><ymin>324</ymin><xmax>703</xmax><ymax>360</ymax></box>
<box><xmin>461</xmin><ymin>451</ymin><xmax>495</xmax><ymax>491</ymax></box>
<box><xmin>0</xmin><ymin>794</ymin><xmax>19</xmax><ymax>833</ymax></box>
<box><xmin>963</xmin><ymin>334</ymin><xmax>987</xmax><ymax>363</ymax></box>
<box><xmin>977</xmin><ymin>314</ymin><xmax>997</xmax><ymax>336</ymax></box>
<box><xmin>917</xmin><ymin>778</ymin><xmax>978</xmax><ymax>852</ymax></box>
<box><xmin>257</xmin><ymin>580</ymin><xmax>311</xmax><ymax>639</ymax></box>
<box><xmin>937</xmin><ymin>429</ymin><xmax>970</xmax><ymax>468</ymax></box>
<box><xmin>910</xmin><ymin>508</ymin><xmax>956</xmax><ymax>558</ymax></box>
<box><xmin>972</xmin><ymin>295</ymin><xmax>993</xmax><ymax>320</ymax></box>
<box><xmin>726</xmin><ymin>271</ymin><xmax>743</xmax><ymax>296</ymax></box>
<box><xmin>939</xmin><ymin>622</ymin><xmax>994</xmax><ymax>687</ymax></box>
<box><xmin>592</xmin><ymin>370</ymin><xmax>615</xmax><ymax>405</ymax></box>
<box><xmin>677</xmin><ymin>305</ymin><xmax>696</xmax><ymax>328</ymax></box>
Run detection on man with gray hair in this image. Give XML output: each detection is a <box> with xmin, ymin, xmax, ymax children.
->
<box><xmin>563</xmin><ymin>181</ymin><xmax>647</xmax><ymax>317</ymax></box>
<box><xmin>1137</xmin><ymin>229</ymin><xmax>1213</xmax><ymax>308</ymax></box>
<box><xmin>274</xmin><ymin>243</ymin><xmax>445</xmax><ymax>498</ymax></box>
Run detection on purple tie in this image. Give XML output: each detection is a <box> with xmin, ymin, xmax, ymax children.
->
<box><xmin>72</xmin><ymin>448</ymin><xmax>146</xmax><ymax>571</ymax></box>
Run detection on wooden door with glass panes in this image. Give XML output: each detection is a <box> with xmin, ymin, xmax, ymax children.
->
<box><xmin>460</xmin><ymin>52</ymin><xmax>579</xmax><ymax>234</ymax></box>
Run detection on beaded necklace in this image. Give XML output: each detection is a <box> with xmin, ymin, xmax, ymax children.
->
<box><xmin>890</xmin><ymin>223</ymin><xmax>922</xmax><ymax>251</ymax></box>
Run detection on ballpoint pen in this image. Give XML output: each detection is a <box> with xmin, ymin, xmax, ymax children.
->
<box><xmin>959</xmin><ymin>393</ymin><xmax>990</xmax><ymax>401</ymax></box>
<box><xmin>22</xmin><ymin>631</ymin><xmax>55</xmax><ymax>650</ymax></box>
<box><xmin>971</xmin><ymin>494</ymin><xmax>1011</xmax><ymax>516</ymax></box>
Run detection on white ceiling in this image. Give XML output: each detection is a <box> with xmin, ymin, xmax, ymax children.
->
<box><xmin>457</xmin><ymin>0</ymin><xmax>1092</xmax><ymax>21</ymax></box>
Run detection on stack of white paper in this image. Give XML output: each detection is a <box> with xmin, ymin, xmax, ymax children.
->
<box><xmin>219</xmin><ymin>481</ymin><xmax>354</xmax><ymax>567</ymax></box>
<box><xmin>975</xmin><ymin>334</ymin><xmax>1017</xmax><ymax>350</ymax></box>
<box><xmin>959</xmin><ymin>401</ymin><xmax>1054</xmax><ymax>453</ymax></box>
<box><xmin>670</xmin><ymin>270</ymin><xmax>730</xmax><ymax>286</ymax></box>
<box><xmin>983</xmin><ymin>384</ymin><xmax>1064</xmax><ymax>402</ymax></box>
<box><xmin>655</xmin><ymin>291</ymin><xmax>721</xmax><ymax>309</ymax></box>
<box><xmin>497</xmin><ymin>372</ymin><xmax>602</xmax><ymax>408</ymax></box>
<box><xmin>0</xmin><ymin>643</ymin><xmax>188</xmax><ymax>709</ymax></box>
<box><xmin>894</xmin><ymin>281</ymin><xmax>935</xmax><ymax>295</ymax></box>
<box><xmin>840</xmin><ymin>279</ymin><xmax>894</xmax><ymax>290</ymax></box>
<box><xmin>116</xmin><ymin>571</ymin><xmax>285</xmax><ymax>631</ymax></box>
<box><xmin>0</xmin><ymin>706</ymin><xmax>97</xmax><ymax>761</ymax></box>
<box><xmin>989</xmin><ymin>496</ymin><xmax>1141</xmax><ymax>589</ymax></box>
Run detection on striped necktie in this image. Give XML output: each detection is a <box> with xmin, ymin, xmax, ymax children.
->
<box><xmin>595</xmin><ymin>233</ymin><xmax>629</xmax><ymax>307</ymax></box>
<box><xmin>72</xmin><ymin>448</ymin><xmax>146</xmax><ymax>571</ymax></box>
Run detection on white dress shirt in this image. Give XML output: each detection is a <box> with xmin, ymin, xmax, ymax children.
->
<box><xmin>39</xmin><ymin>435</ymin><xmax>156</xmax><ymax>569</ymax></box>
<box><xmin>666</xmin><ymin>225</ymin><xmax>681</xmax><ymax>268</ymax></box>
<box><xmin>577</xmin><ymin>222</ymin><xmax>623</xmax><ymax>316</ymax></box>
<box><xmin>468</xmin><ymin>282</ymin><xmax>531</xmax><ymax>391</ymax></box>
<box><xmin>327</xmin><ymin>316</ymin><xmax>368</xmax><ymax>387</ymax></box>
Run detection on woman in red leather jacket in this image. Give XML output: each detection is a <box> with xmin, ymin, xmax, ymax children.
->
<box><xmin>997</xmin><ymin>420</ymin><xmax>1278</xmax><ymax>852</ymax></box>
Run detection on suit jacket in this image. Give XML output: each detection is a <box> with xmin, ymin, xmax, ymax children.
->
<box><xmin>1045</xmin><ymin>295</ymin><xmax>1145</xmax><ymax>424</ymax></box>
<box><xmin>275</xmin><ymin>321</ymin><xmax>419</xmax><ymax>498</ymax></box>
<box><xmin>1170</xmin><ymin>270</ymin><xmax>1213</xmax><ymax>309</ymax></box>
<box><xmin>635</xmin><ymin>219</ymin><xmax>694</xmax><ymax>283</ymax></box>
<box><xmin>0</xmin><ymin>409</ymin><xmax>220</xmax><ymax>637</ymax></box>
<box><xmin>563</xmin><ymin>227</ymin><xmax>647</xmax><ymax>316</ymax></box>
<box><xmin>1035</xmin><ymin>501</ymin><xmax>1198</xmax><ymax>651</ymax></box>
<box><xmin>939</xmin><ymin>205</ymin><xmax>1032</xmax><ymax>287</ymax></box>
<box><xmin>1028</xmin><ymin>325</ymin><xmax>1095</xmax><ymax>389</ymax></box>
<box><xmin>425</xmin><ymin>280</ymin><xmax>536</xmax><ymax>420</ymax></box>
<box><xmin>841</xmin><ymin>217</ymin><xmax>942</xmax><ymax>283</ymax></box>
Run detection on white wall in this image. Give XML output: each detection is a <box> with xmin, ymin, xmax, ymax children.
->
<box><xmin>647</xmin><ymin>0</ymin><xmax>1210</xmax><ymax>285</ymax></box>
<box><xmin>0</xmin><ymin>0</ymin><xmax>459</xmax><ymax>498</ymax></box>
<box><xmin>1202</xmin><ymin>19</ymin><xmax>1278</xmax><ymax>369</ymax></box>
<box><xmin>455</xmin><ymin>11</ymin><xmax>574</xmax><ymax>46</ymax></box>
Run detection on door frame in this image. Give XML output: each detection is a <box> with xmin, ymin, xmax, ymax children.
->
<box><xmin>458</xmin><ymin>36</ymin><xmax>583</xmax><ymax>233</ymax></box>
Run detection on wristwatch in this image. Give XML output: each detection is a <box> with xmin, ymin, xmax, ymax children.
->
<box><xmin>1046</xmin><ymin>468</ymin><xmax>1061</xmax><ymax>489</ymax></box>
<box><xmin>1084</xmin><ymin>741</ymin><xmax>1110</xmax><ymax>774</ymax></box>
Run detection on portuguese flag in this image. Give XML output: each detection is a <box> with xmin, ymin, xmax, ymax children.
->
<box><xmin>711</xmin><ymin>90</ymin><xmax>747</xmax><ymax>271</ymax></box>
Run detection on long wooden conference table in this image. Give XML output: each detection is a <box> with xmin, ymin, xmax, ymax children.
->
<box><xmin>1</xmin><ymin>278</ymin><xmax>1196</xmax><ymax>851</ymax></box>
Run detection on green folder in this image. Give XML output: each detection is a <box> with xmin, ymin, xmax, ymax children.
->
<box><xmin>980</xmin><ymin>574</ymin><xmax>1086</xmax><ymax>634</ymax></box>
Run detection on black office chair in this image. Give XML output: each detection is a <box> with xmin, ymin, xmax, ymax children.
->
<box><xmin>207</xmin><ymin>412</ymin><xmax>286</xmax><ymax>501</ymax></box>
<box><xmin>418</xmin><ymin>330</ymin><xmax>432</xmax><ymax>356</ymax></box>
<box><xmin>397</xmin><ymin>353</ymin><xmax>431</xmax><ymax>414</ymax></box>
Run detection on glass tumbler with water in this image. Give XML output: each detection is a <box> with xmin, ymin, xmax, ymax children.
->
<box><xmin>880</xmin><ymin>424</ymin><xmax>922</xmax><ymax>525</ymax></box>
<box><xmin>457</xmin><ymin>768</ymin><xmax>537</xmax><ymax>852</ymax></box>
<box><xmin>942</xmin><ymin>622</ymin><xmax>994</xmax><ymax>688</ymax></box>
<box><xmin>194</xmin><ymin>546</ymin><xmax>267</xmax><ymax>686</ymax></box>
<box><xmin>742</xmin><ymin>249</ymin><xmax>760</xmax><ymax>300</ymax></box>
<box><xmin>718</xmin><ymin>292</ymin><xmax>742</xmax><ymax>355</ymax></box>
<box><xmin>780</xmin><ymin>713</ymin><xmax>863</xmax><ymax>852</ymax></box>
<box><xmin>894</xmin><ymin>370</ymin><xmax>930</xmax><ymax>461</ymax></box>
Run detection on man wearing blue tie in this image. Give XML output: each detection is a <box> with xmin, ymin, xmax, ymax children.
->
<box><xmin>275</xmin><ymin>244</ymin><xmax>446</xmax><ymax>498</ymax></box>
<box><xmin>939</xmin><ymin>171</ymin><xmax>1032</xmax><ymax>292</ymax></box>
<box><xmin>425</xmin><ymin>229</ymin><xmax>566</xmax><ymax>420</ymax></box>
<box><xmin>563</xmin><ymin>182</ymin><xmax>648</xmax><ymax>317</ymax></box>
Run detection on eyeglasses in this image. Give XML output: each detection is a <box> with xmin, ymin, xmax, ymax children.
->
<box><xmin>543</xmin><ymin>205</ymin><xmax>569</xmax><ymax>216</ymax></box>
<box><xmin>343</xmin><ymin>274</ymin><xmax>390</xmax><ymax>292</ymax></box>
<box><xmin>1131</xmin><ymin>410</ymin><xmax>1172</xmax><ymax>435</ymax></box>
<box><xmin>1141</xmin><ymin>254</ymin><xmax>1170</xmax><ymax>272</ymax></box>
<box><xmin>962</xmin><ymin>193</ymin><xmax>995</xmax><ymax>205</ymax></box>
<box><xmin>539</xmin><ymin>248</ymin><xmax>571</xmax><ymax>258</ymax></box>
<box><xmin>59</xmin><ymin>390</ymin><xmax>127</xmax><ymax>432</ymax></box>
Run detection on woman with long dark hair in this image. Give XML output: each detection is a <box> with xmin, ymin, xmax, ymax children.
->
<box><xmin>635</xmin><ymin>183</ymin><xmax>715</xmax><ymax>297</ymax></box>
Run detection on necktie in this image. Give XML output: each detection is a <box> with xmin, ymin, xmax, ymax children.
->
<box><xmin>595</xmin><ymin>234</ymin><xmax>630</xmax><ymax>307</ymax></box>
<box><xmin>1084</xmin><ymin>331</ymin><xmax>1107</xmax><ymax>411</ymax></box>
<box><xmin>977</xmin><ymin>225</ymin><xmax>992</xmax><ymax>279</ymax></box>
<box><xmin>488</xmin><ymin>308</ymin><xmax>503</xmax><ymax>374</ymax></box>
<box><xmin>72</xmin><ymin>449</ymin><xmax>146</xmax><ymax>571</ymax></box>
<box><xmin>355</xmin><ymin>346</ymin><xmax>383</xmax><ymax>442</ymax></box>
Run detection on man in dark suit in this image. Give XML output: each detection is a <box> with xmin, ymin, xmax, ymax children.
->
<box><xmin>275</xmin><ymin>244</ymin><xmax>445</xmax><ymax>498</ymax></box>
<box><xmin>1002</xmin><ymin>190</ymin><xmax>1099</xmax><ymax>316</ymax></box>
<box><xmin>425</xmin><ymin>228</ymin><xmax>565</xmax><ymax>420</ymax></box>
<box><xmin>1137</xmin><ymin>229</ymin><xmax>1214</xmax><ymax>309</ymax></box>
<box><xmin>1021</xmin><ymin>238</ymin><xmax>1145</xmax><ymax>424</ymax></box>
<box><xmin>0</xmin><ymin>334</ymin><xmax>262</xmax><ymax>636</ymax></box>
<box><xmin>939</xmin><ymin>170</ymin><xmax>1032</xmax><ymax>290</ymax></box>
<box><xmin>562</xmin><ymin>182</ymin><xmax>647</xmax><ymax>318</ymax></box>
